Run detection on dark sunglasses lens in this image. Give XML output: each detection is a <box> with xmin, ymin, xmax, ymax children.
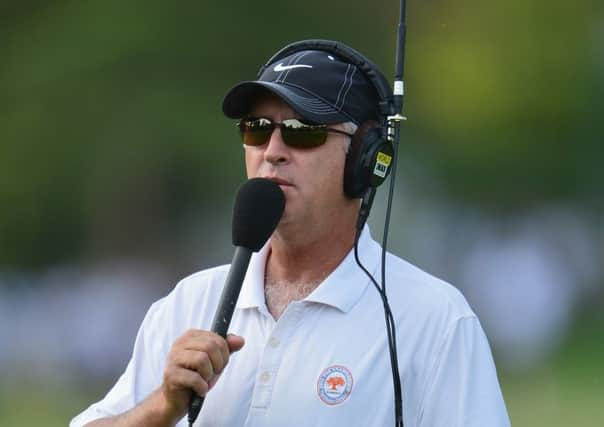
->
<box><xmin>239</xmin><ymin>119</ymin><xmax>273</xmax><ymax>146</ymax></box>
<box><xmin>281</xmin><ymin>120</ymin><xmax>327</xmax><ymax>148</ymax></box>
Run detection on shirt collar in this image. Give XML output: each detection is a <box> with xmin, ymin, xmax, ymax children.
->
<box><xmin>235</xmin><ymin>225</ymin><xmax>381</xmax><ymax>313</ymax></box>
<box><xmin>304</xmin><ymin>225</ymin><xmax>380</xmax><ymax>312</ymax></box>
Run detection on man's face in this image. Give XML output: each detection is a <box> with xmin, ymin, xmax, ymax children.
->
<box><xmin>244</xmin><ymin>94</ymin><xmax>358</xmax><ymax>231</ymax></box>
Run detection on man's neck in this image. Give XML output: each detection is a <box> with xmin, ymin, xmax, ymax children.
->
<box><xmin>263</xmin><ymin>211</ymin><xmax>358</xmax><ymax>319</ymax></box>
<box><xmin>267</xmin><ymin>213</ymin><xmax>357</xmax><ymax>284</ymax></box>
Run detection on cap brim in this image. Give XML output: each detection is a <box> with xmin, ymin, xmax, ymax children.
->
<box><xmin>222</xmin><ymin>81</ymin><xmax>351</xmax><ymax>125</ymax></box>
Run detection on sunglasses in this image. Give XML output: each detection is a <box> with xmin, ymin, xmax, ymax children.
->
<box><xmin>237</xmin><ymin>117</ymin><xmax>354</xmax><ymax>149</ymax></box>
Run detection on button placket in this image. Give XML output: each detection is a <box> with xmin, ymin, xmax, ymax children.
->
<box><xmin>249</xmin><ymin>303</ymin><xmax>304</xmax><ymax>409</ymax></box>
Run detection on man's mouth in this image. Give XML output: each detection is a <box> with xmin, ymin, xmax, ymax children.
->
<box><xmin>264</xmin><ymin>176</ymin><xmax>293</xmax><ymax>187</ymax></box>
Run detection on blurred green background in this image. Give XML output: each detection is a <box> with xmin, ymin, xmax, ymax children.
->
<box><xmin>1</xmin><ymin>0</ymin><xmax>602</xmax><ymax>426</ymax></box>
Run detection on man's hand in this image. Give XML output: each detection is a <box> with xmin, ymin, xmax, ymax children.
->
<box><xmin>83</xmin><ymin>330</ymin><xmax>244</xmax><ymax>427</ymax></box>
<box><xmin>160</xmin><ymin>329</ymin><xmax>245</xmax><ymax>421</ymax></box>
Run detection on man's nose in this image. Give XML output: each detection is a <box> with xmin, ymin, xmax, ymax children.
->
<box><xmin>263</xmin><ymin>127</ymin><xmax>290</xmax><ymax>165</ymax></box>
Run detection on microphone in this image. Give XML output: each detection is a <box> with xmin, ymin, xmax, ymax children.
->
<box><xmin>188</xmin><ymin>177</ymin><xmax>285</xmax><ymax>426</ymax></box>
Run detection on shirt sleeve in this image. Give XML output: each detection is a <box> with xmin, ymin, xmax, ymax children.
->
<box><xmin>69</xmin><ymin>301</ymin><xmax>166</xmax><ymax>427</ymax></box>
<box><xmin>418</xmin><ymin>316</ymin><xmax>510</xmax><ymax>427</ymax></box>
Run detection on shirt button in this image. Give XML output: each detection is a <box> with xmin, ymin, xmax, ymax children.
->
<box><xmin>260</xmin><ymin>371</ymin><xmax>271</xmax><ymax>383</ymax></box>
<box><xmin>269</xmin><ymin>337</ymin><xmax>280</xmax><ymax>348</ymax></box>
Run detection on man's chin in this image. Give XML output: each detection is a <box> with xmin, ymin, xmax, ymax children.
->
<box><xmin>273</xmin><ymin>208</ymin><xmax>301</xmax><ymax>232</ymax></box>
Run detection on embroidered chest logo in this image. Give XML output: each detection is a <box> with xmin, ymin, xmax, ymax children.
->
<box><xmin>317</xmin><ymin>365</ymin><xmax>353</xmax><ymax>405</ymax></box>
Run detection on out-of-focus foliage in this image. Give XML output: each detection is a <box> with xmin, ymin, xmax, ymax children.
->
<box><xmin>0</xmin><ymin>0</ymin><xmax>601</xmax><ymax>267</ymax></box>
<box><xmin>410</xmin><ymin>1</ymin><xmax>603</xmax><ymax>207</ymax></box>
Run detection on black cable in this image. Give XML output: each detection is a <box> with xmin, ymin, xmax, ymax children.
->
<box><xmin>354</xmin><ymin>211</ymin><xmax>403</xmax><ymax>427</ymax></box>
<box><xmin>353</xmin><ymin>242</ymin><xmax>402</xmax><ymax>427</ymax></box>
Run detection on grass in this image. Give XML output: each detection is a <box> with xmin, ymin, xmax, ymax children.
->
<box><xmin>502</xmin><ymin>312</ymin><xmax>604</xmax><ymax>427</ymax></box>
<box><xmin>502</xmin><ymin>367</ymin><xmax>603</xmax><ymax>426</ymax></box>
<box><xmin>0</xmin><ymin>380</ymin><xmax>97</xmax><ymax>426</ymax></box>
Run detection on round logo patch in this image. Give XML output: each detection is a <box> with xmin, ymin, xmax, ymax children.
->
<box><xmin>317</xmin><ymin>365</ymin><xmax>353</xmax><ymax>405</ymax></box>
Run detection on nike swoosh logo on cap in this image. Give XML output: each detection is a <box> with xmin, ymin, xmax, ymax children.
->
<box><xmin>273</xmin><ymin>63</ymin><xmax>313</xmax><ymax>72</ymax></box>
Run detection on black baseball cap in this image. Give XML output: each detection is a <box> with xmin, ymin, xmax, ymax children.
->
<box><xmin>222</xmin><ymin>49</ymin><xmax>381</xmax><ymax>126</ymax></box>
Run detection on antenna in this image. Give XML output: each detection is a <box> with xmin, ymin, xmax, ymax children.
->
<box><xmin>393</xmin><ymin>0</ymin><xmax>407</xmax><ymax>115</ymax></box>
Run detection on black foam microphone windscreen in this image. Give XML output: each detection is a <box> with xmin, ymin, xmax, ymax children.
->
<box><xmin>232</xmin><ymin>178</ymin><xmax>285</xmax><ymax>250</ymax></box>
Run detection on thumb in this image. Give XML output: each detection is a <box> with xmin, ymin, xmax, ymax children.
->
<box><xmin>226</xmin><ymin>334</ymin><xmax>245</xmax><ymax>353</ymax></box>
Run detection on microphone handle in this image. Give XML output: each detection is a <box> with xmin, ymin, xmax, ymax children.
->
<box><xmin>188</xmin><ymin>246</ymin><xmax>253</xmax><ymax>426</ymax></box>
<box><xmin>210</xmin><ymin>246</ymin><xmax>253</xmax><ymax>335</ymax></box>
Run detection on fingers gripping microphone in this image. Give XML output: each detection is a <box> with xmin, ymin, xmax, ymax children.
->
<box><xmin>188</xmin><ymin>178</ymin><xmax>285</xmax><ymax>426</ymax></box>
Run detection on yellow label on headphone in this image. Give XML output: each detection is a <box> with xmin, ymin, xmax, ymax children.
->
<box><xmin>374</xmin><ymin>152</ymin><xmax>393</xmax><ymax>178</ymax></box>
<box><xmin>376</xmin><ymin>152</ymin><xmax>392</xmax><ymax>167</ymax></box>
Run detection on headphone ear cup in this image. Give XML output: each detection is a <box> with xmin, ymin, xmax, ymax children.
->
<box><xmin>344</xmin><ymin>124</ymin><xmax>394</xmax><ymax>198</ymax></box>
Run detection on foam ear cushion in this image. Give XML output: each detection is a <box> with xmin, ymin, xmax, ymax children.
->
<box><xmin>344</xmin><ymin>124</ymin><xmax>389</xmax><ymax>198</ymax></box>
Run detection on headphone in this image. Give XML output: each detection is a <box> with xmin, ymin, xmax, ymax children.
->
<box><xmin>257</xmin><ymin>39</ymin><xmax>395</xmax><ymax>199</ymax></box>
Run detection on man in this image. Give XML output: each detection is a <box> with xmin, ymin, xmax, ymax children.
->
<box><xmin>71</xmin><ymin>42</ymin><xmax>510</xmax><ymax>426</ymax></box>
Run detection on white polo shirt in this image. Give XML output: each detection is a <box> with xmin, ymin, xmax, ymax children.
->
<box><xmin>71</xmin><ymin>228</ymin><xmax>510</xmax><ymax>427</ymax></box>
